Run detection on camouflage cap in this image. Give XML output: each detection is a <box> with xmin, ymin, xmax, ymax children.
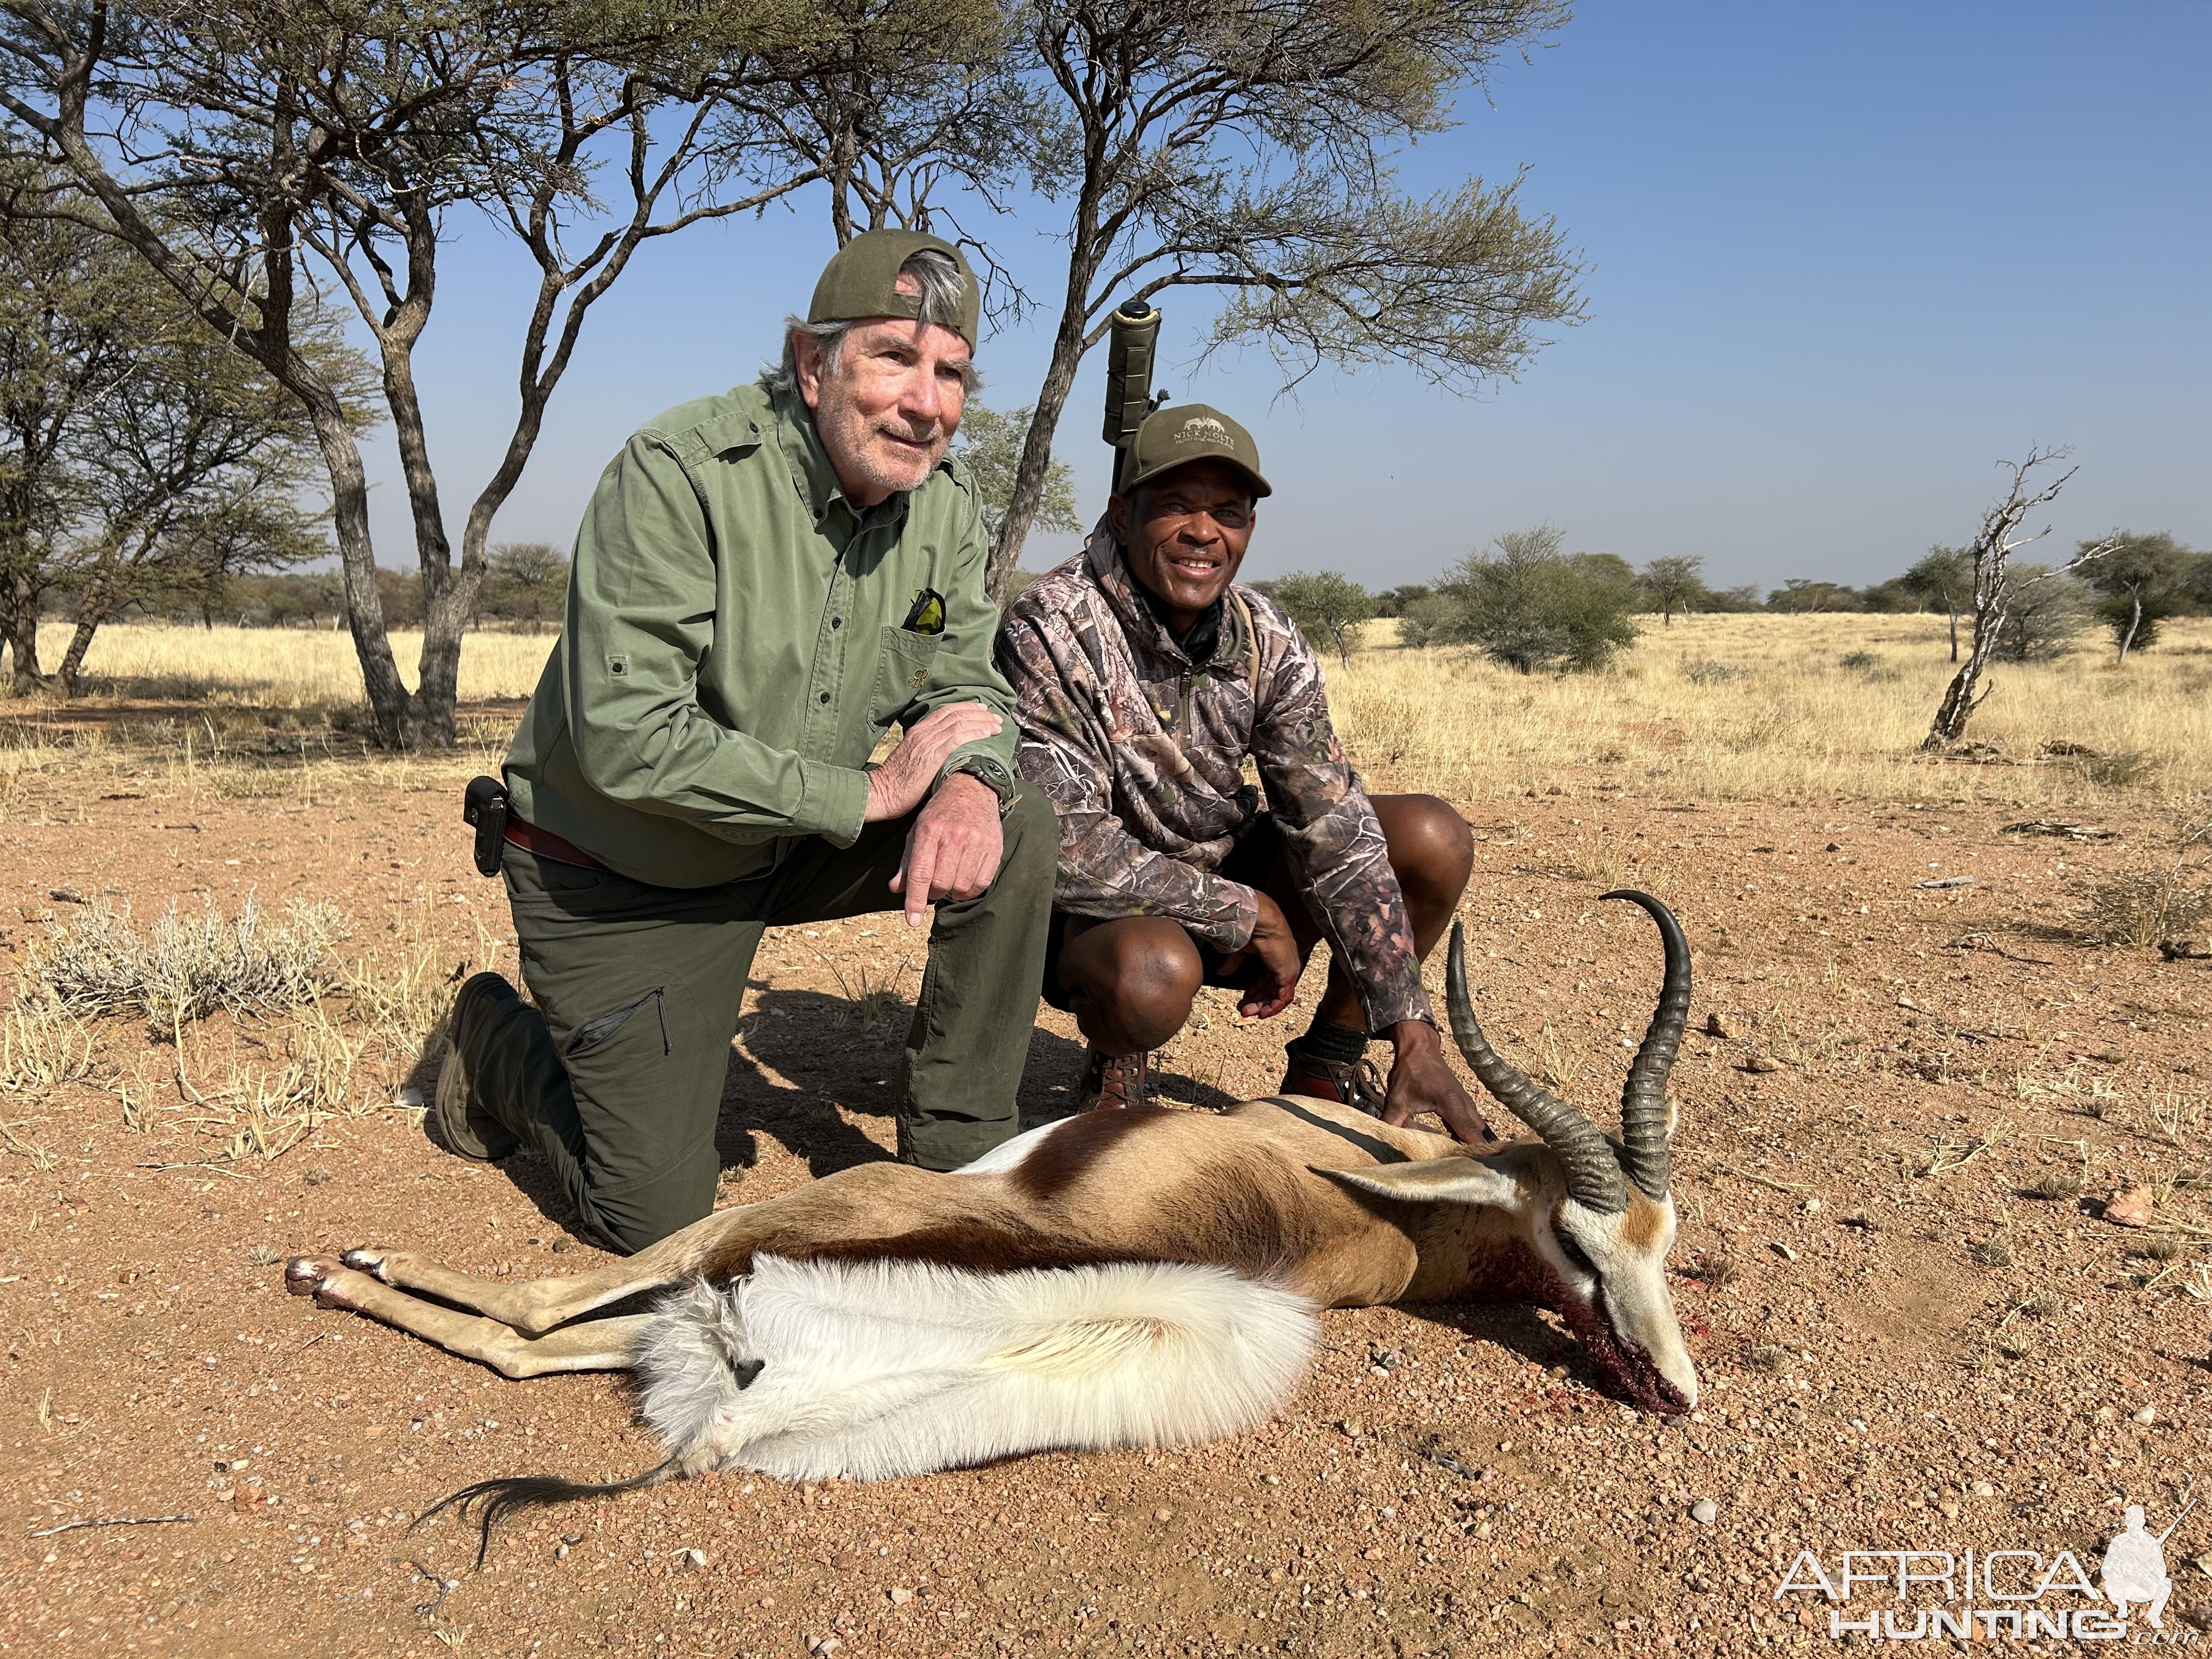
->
<box><xmin>808</xmin><ymin>229</ymin><xmax>980</xmax><ymax>352</ymax></box>
<box><xmin>1119</xmin><ymin>402</ymin><xmax>1272</xmax><ymax>500</ymax></box>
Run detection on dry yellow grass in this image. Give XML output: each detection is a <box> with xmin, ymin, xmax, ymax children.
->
<box><xmin>1331</xmin><ymin>612</ymin><xmax>2212</xmax><ymax>806</ymax></box>
<box><xmin>9</xmin><ymin>614</ymin><xmax>2211</xmax><ymax>809</ymax></box>
<box><xmin>55</xmin><ymin>620</ymin><xmax>558</xmax><ymax>707</ymax></box>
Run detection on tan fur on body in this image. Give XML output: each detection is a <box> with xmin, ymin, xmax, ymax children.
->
<box><xmin>294</xmin><ymin>1097</ymin><xmax>1480</xmax><ymax>1344</ymax></box>
<box><xmin>286</xmin><ymin>901</ymin><xmax>1697</xmax><ymax>1549</ymax></box>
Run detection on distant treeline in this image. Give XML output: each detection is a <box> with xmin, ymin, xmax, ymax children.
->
<box><xmin>32</xmin><ymin>544</ymin><xmax>572</xmax><ymax>633</ymax></box>
<box><xmin>1255</xmin><ymin>531</ymin><xmax>2212</xmax><ymax>675</ymax></box>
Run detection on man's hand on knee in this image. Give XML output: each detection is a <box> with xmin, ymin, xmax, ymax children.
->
<box><xmin>1379</xmin><ymin>1019</ymin><xmax>1497</xmax><ymax>1145</ymax></box>
<box><xmin>890</xmin><ymin>771</ymin><xmax>1003</xmax><ymax>926</ymax></box>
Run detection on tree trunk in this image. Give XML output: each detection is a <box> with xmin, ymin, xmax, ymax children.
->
<box><xmin>56</xmin><ymin>578</ymin><xmax>114</xmax><ymax>697</ymax></box>
<box><xmin>1945</xmin><ymin>606</ymin><xmax>1959</xmax><ymax>663</ymax></box>
<box><xmin>303</xmin><ymin>392</ymin><xmax>414</xmax><ymax>747</ymax></box>
<box><xmin>0</xmin><ymin>566</ymin><xmax>48</xmax><ymax>693</ymax></box>
<box><xmin>2117</xmin><ymin>588</ymin><xmax>2142</xmax><ymax>665</ymax></box>
<box><xmin>1924</xmin><ymin>599</ymin><xmax>2004</xmax><ymax>749</ymax></box>
<box><xmin>987</xmin><ymin>265</ymin><xmax>1098</xmax><ymax>605</ymax></box>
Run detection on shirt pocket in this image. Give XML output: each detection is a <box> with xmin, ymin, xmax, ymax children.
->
<box><xmin>871</xmin><ymin>625</ymin><xmax>943</xmax><ymax>727</ymax></box>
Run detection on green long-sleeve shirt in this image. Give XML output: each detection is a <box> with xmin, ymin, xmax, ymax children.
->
<box><xmin>503</xmin><ymin>379</ymin><xmax>1017</xmax><ymax>889</ymax></box>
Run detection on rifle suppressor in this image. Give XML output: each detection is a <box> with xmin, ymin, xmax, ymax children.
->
<box><xmin>1102</xmin><ymin>300</ymin><xmax>1162</xmax><ymax>493</ymax></box>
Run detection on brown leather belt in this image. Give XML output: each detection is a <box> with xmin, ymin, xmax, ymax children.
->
<box><xmin>503</xmin><ymin>815</ymin><xmax>607</xmax><ymax>871</ymax></box>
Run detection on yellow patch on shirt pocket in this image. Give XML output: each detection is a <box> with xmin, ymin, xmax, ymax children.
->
<box><xmin>871</xmin><ymin>625</ymin><xmax>942</xmax><ymax>725</ymax></box>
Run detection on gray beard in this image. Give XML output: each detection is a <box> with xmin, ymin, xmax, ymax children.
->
<box><xmin>816</xmin><ymin>390</ymin><xmax>945</xmax><ymax>500</ymax></box>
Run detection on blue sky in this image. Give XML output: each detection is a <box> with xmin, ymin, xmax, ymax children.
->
<box><xmin>355</xmin><ymin>0</ymin><xmax>2211</xmax><ymax>592</ymax></box>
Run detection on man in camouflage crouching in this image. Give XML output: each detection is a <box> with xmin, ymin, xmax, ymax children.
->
<box><xmin>995</xmin><ymin>403</ymin><xmax>1493</xmax><ymax>1140</ymax></box>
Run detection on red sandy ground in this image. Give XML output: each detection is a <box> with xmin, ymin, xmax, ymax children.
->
<box><xmin>2</xmin><ymin>737</ymin><xmax>2208</xmax><ymax>1657</ymax></box>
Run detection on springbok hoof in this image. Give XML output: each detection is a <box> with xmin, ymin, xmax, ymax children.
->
<box><xmin>285</xmin><ymin>1255</ymin><xmax>338</xmax><ymax>1296</ymax></box>
<box><xmin>340</xmin><ymin>1246</ymin><xmax>391</xmax><ymax>1281</ymax></box>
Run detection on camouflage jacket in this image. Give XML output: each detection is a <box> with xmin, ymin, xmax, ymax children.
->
<box><xmin>996</xmin><ymin>533</ymin><xmax>1432</xmax><ymax>1032</ymax></box>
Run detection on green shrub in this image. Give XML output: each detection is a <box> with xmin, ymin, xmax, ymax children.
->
<box><xmin>1436</xmin><ymin>524</ymin><xmax>1639</xmax><ymax>674</ymax></box>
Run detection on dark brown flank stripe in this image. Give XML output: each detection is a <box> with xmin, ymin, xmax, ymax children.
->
<box><xmin>1005</xmin><ymin>1108</ymin><xmax>1161</xmax><ymax>1201</ymax></box>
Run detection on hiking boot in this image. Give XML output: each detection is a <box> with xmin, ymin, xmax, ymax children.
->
<box><xmin>1076</xmin><ymin>1045</ymin><xmax>1152</xmax><ymax>1111</ymax></box>
<box><xmin>1279</xmin><ymin>1038</ymin><xmax>1387</xmax><ymax>1115</ymax></box>
<box><xmin>432</xmin><ymin>972</ymin><xmax>522</xmax><ymax>1161</ymax></box>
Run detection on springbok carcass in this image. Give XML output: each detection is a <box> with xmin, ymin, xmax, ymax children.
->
<box><xmin>285</xmin><ymin>893</ymin><xmax>1697</xmax><ymax>1556</ymax></box>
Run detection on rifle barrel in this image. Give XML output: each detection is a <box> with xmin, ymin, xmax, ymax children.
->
<box><xmin>2157</xmin><ymin>1497</ymin><xmax>2197</xmax><ymax>1544</ymax></box>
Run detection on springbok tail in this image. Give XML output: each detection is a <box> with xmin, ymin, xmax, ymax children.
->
<box><xmin>419</xmin><ymin>1457</ymin><xmax>680</xmax><ymax>1568</ymax></box>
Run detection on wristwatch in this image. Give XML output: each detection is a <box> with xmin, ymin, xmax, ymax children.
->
<box><xmin>940</xmin><ymin>753</ymin><xmax>1019</xmax><ymax>818</ymax></box>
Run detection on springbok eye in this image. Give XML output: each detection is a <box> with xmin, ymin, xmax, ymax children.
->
<box><xmin>1556</xmin><ymin>1233</ymin><xmax>1596</xmax><ymax>1274</ymax></box>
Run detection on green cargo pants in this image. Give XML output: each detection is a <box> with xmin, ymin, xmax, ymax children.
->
<box><xmin>461</xmin><ymin>782</ymin><xmax>1056</xmax><ymax>1254</ymax></box>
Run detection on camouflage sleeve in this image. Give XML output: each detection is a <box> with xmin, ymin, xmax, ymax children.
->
<box><xmin>996</xmin><ymin>605</ymin><xmax>1259</xmax><ymax>951</ymax></box>
<box><xmin>1248</xmin><ymin>610</ymin><xmax>1434</xmax><ymax>1031</ymax></box>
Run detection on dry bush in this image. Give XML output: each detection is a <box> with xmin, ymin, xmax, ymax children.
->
<box><xmin>2081</xmin><ymin>874</ymin><xmax>2208</xmax><ymax>947</ymax></box>
<box><xmin>2073</xmin><ymin>751</ymin><xmax>2161</xmax><ymax>788</ymax></box>
<box><xmin>1679</xmin><ymin>658</ymin><xmax>1745</xmax><ymax>686</ymax></box>
<box><xmin>2078</xmin><ymin>814</ymin><xmax>2211</xmax><ymax>947</ymax></box>
<box><xmin>0</xmin><ymin>994</ymin><xmax>97</xmax><ymax>1094</ymax></box>
<box><xmin>321</xmin><ymin>922</ymin><xmax>453</xmax><ymax>1061</ymax></box>
<box><xmin>28</xmin><ymin>894</ymin><xmax>345</xmax><ymax>1028</ymax></box>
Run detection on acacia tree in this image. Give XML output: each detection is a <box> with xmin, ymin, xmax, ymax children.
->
<box><xmin>958</xmin><ymin>0</ymin><xmax>1582</xmax><ymax>600</ymax></box>
<box><xmin>0</xmin><ymin>189</ymin><xmax>138</xmax><ymax>688</ymax></box>
<box><xmin>952</xmin><ymin>403</ymin><xmax>1081</xmax><ymax>544</ymax></box>
<box><xmin>1439</xmin><ymin>523</ymin><xmax>1637</xmax><ymax>674</ymax></box>
<box><xmin>1900</xmin><ymin>545</ymin><xmax>1972</xmax><ymax>662</ymax></box>
<box><xmin>716</xmin><ymin>0</ymin><xmax>1026</xmax><ymax>261</ymax></box>
<box><xmin>1636</xmin><ymin>555</ymin><xmax>1705</xmax><ymax>625</ymax></box>
<box><xmin>2084</xmin><ymin>531</ymin><xmax>2194</xmax><ymax>664</ymax></box>
<box><xmin>0</xmin><ymin>180</ymin><xmax>356</xmax><ymax>691</ymax></box>
<box><xmin>1273</xmin><ymin>570</ymin><xmax>1374</xmax><ymax>667</ymax></box>
<box><xmin>50</xmin><ymin>312</ymin><xmax>342</xmax><ymax>695</ymax></box>
<box><xmin>0</xmin><ymin>0</ymin><xmax>900</xmax><ymax>744</ymax></box>
<box><xmin>479</xmin><ymin>542</ymin><xmax>571</xmax><ymax>629</ymax></box>
<box><xmin>1922</xmin><ymin>448</ymin><xmax>2118</xmax><ymax>751</ymax></box>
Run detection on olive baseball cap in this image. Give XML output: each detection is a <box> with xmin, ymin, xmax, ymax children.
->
<box><xmin>1119</xmin><ymin>402</ymin><xmax>1272</xmax><ymax>499</ymax></box>
<box><xmin>807</xmin><ymin>229</ymin><xmax>980</xmax><ymax>352</ymax></box>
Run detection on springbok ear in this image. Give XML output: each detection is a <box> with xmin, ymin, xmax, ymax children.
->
<box><xmin>1312</xmin><ymin>1158</ymin><xmax>1522</xmax><ymax>1210</ymax></box>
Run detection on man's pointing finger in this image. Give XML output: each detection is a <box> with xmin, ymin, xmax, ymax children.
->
<box><xmin>902</xmin><ymin>834</ymin><xmax>936</xmax><ymax>927</ymax></box>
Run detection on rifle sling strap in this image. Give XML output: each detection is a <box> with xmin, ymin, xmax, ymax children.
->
<box><xmin>1226</xmin><ymin>586</ymin><xmax>1264</xmax><ymax>705</ymax></box>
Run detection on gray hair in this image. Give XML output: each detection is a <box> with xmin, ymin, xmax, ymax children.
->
<box><xmin>761</xmin><ymin>248</ymin><xmax>980</xmax><ymax>394</ymax></box>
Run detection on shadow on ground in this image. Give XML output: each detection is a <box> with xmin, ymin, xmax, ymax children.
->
<box><xmin>448</xmin><ymin>986</ymin><xmax>1110</xmax><ymax>1236</ymax></box>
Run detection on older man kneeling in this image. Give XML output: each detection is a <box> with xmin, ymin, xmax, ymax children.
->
<box><xmin>437</xmin><ymin>232</ymin><xmax>1055</xmax><ymax>1254</ymax></box>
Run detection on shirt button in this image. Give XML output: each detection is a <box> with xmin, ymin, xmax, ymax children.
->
<box><xmin>819</xmin><ymin>692</ymin><xmax>831</xmax><ymax>704</ymax></box>
<box><xmin>831</xmin><ymin>617</ymin><xmax>843</xmax><ymax>629</ymax></box>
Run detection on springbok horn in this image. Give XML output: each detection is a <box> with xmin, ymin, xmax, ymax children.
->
<box><xmin>1600</xmin><ymin>890</ymin><xmax>1691</xmax><ymax>1201</ymax></box>
<box><xmin>1444</xmin><ymin>921</ymin><xmax>1625</xmax><ymax>1214</ymax></box>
